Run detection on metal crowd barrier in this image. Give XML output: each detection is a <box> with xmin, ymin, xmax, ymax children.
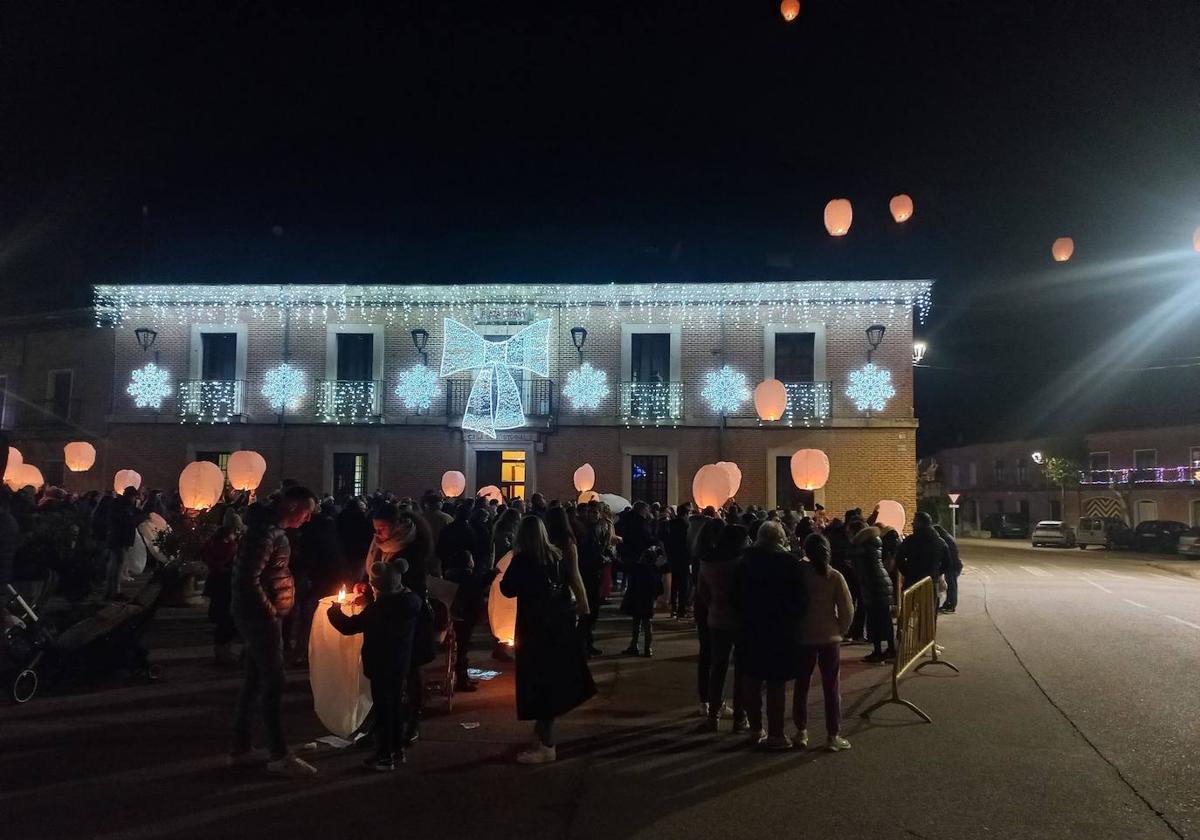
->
<box><xmin>860</xmin><ymin>575</ymin><xmax>958</xmax><ymax>723</ymax></box>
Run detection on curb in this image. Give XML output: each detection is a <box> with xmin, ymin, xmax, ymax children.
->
<box><xmin>1148</xmin><ymin>562</ymin><xmax>1200</xmax><ymax>581</ymax></box>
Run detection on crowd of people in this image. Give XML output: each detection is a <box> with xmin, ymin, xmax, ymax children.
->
<box><xmin>0</xmin><ymin>478</ymin><xmax>963</xmax><ymax>776</ymax></box>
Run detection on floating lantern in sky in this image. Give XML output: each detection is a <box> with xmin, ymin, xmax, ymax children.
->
<box><xmin>824</xmin><ymin>199</ymin><xmax>853</xmax><ymax>236</ymax></box>
<box><xmin>790</xmin><ymin>449</ymin><xmax>830</xmax><ymax>491</ymax></box>
<box><xmin>875</xmin><ymin>500</ymin><xmax>907</xmax><ymax>533</ymax></box>
<box><xmin>693</xmin><ymin>464</ymin><xmax>733</xmax><ymax>510</ymax></box>
<box><xmin>226</xmin><ymin>450</ymin><xmax>267</xmax><ymax>492</ymax></box>
<box><xmin>442</xmin><ymin>470</ymin><xmax>466</xmax><ymax>498</ymax></box>
<box><xmin>113</xmin><ymin>469</ymin><xmax>142</xmax><ymax>494</ymax></box>
<box><xmin>179</xmin><ymin>461</ymin><xmax>225</xmax><ymax>511</ymax></box>
<box><xmin>780</xmin><ymin>0</ymin><xmax>800</xmax><ymax>22</ymax></box>
<box><xmin>889</xmin><ymin>194</ymin><xmax>914</xmax><ymax>223</ymax></box>
<box><xmin>573</xmin><ymin>463</ymin><xmax>596</xmax><ymax>493</ymax></box>
<box><xmin>716</xmin><ymin>461</ymin><xmax>742</xmax><ymax>499</ymax></box>
<box><xmin>64</xmin><ymin>441</ymin><xmax>96</xmax><ymax>472</ymax></box>
<box><xmin>1051</xmin><ymin>237</ymin><xmax>1074</xmax><ymax>262</ymax></box>
<box><xmin>754</xmin><ymin>379</ymin><xmax>787</xmax><ymax>421</ymax></box>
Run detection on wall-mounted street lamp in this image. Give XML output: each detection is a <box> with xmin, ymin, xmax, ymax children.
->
<box><xmin>912</xmin><ymin>341</ymin><xmax>927</xmax><ymax>365</ymax></box>
<box><xmin>570</xmin><ymin>326</ymin><xmax>588</xmax><ymax>363</ymax></box>
<box><xmin>866</xmin><ymin>324</ymin><xmax>886</xmax><ymax>361</ymax></box>
<box><xmin>411</xmin><ymin>328</ymin><xmax>430</xmax><ymax>366</ymax></box>
<box><xmin>134</xmin><ymin>327</ymin><xmax>158</xmax><ymax>352</ymax></box>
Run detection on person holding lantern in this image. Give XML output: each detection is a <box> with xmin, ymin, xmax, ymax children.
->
<box><xmin>229</xmin><ymin>485</ymin><xmax>319</xmax><ymax>778</ymax></box>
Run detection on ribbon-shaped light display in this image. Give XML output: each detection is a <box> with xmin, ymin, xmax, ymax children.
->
<box><xmin>440</xmin><ymin>318</ymin><xmax>551</xmax><ymax>438</ymax></box>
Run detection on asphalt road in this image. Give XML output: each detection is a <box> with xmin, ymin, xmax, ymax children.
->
<box><xmin>2</xmin><ymin>542</ymin><xmax>1198</xmax><ymax>840</ymax></box>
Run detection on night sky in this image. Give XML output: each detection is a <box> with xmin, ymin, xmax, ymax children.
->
<box><xmin>1</xmin><ymin>1</ymin><xmax>1198</xmax><ymax>453</ymax></box>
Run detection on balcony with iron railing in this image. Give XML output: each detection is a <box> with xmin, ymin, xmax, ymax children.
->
<box><xmin>179</xmin><ymin>380</ymin><xmax>246</xmax><ymax>423</ymax></box>
<box><xmin>446</xmin><ymin>377</ymin><xmax>555</xmax><ymax>422</ymax></box>
<box><xmin>781</xmin><ymin>381</ymin><xmax>833</xmax><ymax>423</ymax></box>
<box><xmin>1079</xmin><ymin>466</ymin><xmax>1199</xmax><ymax>486</ymax></box>
<box><xmin>317</xmin><ymin>380</ymin><xmax>383</xmax><ymax>423</ymax></box>
<box><xmin>620</xmin><ymin>382</ymin><xmax>684</xmax><ymax>425</ymax></box>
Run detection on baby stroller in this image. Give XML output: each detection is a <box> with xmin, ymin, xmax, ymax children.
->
<box><xmin>422</xmin><ymin>576</ymin><xmax>458</xmax><ymax>713</ymax></box>
<box><xmin>1</xmin><ymin>584</ymin><xmax>55</xmax><ymax>703</ymax></box>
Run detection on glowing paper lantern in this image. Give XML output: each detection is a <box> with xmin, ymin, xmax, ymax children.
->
<box><xmin>64</xmin><ymin>441</ymin><xmax>97</xmax><ymax>473</ymax></box>
<box><xmin>875</xmin><ymin>499</ymin><xmax>906</xmax><ymax>533</ymax></box>
<box><xmin>578</xmin><ymin>490</ymin><xmax>600</xmax><ymax>504</ymax></box>
<box><xmin>599</xmin><ymin>493</ymin><xmax>631</xmax><ymax>512</ymax></box>
<box><xmin>1051</xmin><ymin>237</ymin><xmax>1074</xmax><ymax>262</ymax></box>
<box><xmin>693</xmin><ymin>464</ymin><xmax>733</xmax><ymax>510</ymax></box>
<box><xmin>1193</xmin><ymin>226</ymin><xmax>1200</xmax><ymax>252</ymax></box>
<box><xmin>477</xmin><ymin>484</ymin><xmax>504</xmax><ymax>504</ymax></box>
<box><xmin>4</xmin><ymin>447</ymin><xmax>23</xmax><ymax>482</ymax></box>
<box><xmin>790</xmin><ymin>449</ymin><xmax>830</xmax><ymax>491</ymax></box>
<box><xmin>113</xmin><ymin>469</ymin><xmax>142</xmax><ymax>494</ymax></box>
<box><xmin>573</xmin><ymin>463</ymin><xmax>596</xmax><ymax>493</ymax></box>
<box><xmin>226</xmin><ymin>450</ymin><xmax>267</xmax><ymax>492</ymax></box>
<box><xmin>780</xmin><ymin>0</ymin><xmax>800</xmax><ymax>21</ymax></box>
<box><xmin>5</xmin><ymin>464</ymin><xmax>44</xmax><ymax>492</ymax></box>
<box><xmin>441</xmin><ymin>470</ymin><xmax>466</xmax><ymax>498</ymax></box>
<box><xmin>754</xmin><ymin>379</ymin><xmax>788</xmax><ymax>421</ymax></box>
<box><xmin>889</xmin><ymin>194</ymin><xmax>914</xmax><ymax>223</ymax></box>
<box><xmin>824</xmin><ymin>199</ymin><xmax>853</xmax><ymax>236</ymax></box>
<box><xmin>178</xmin><ymin>460</ymin><xmax>225</xmax><ymax>511</ymax></box>
<box><xmin>488</xmin><ymin>550</ymin><xmax>517</xmax><ymax>645</ymax></box>
<box><xmin>716</xmin><ymin>461</ymin><xmax>742</xmax><ymax>498</ymax></box>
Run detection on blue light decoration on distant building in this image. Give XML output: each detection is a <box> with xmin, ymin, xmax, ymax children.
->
<box><xmin>562</xmin><ymin>362</ymin><xmax>609</xmax><ymax>411</ymax></box>
<box><xmin>127</xmin><ymin>361</ymin><xmax>172</xmax><ymax>409</ymax></box>
<box><xmin>701</xmin><ymin>365</ymin><xmax>751</xmax><ymax>414</ymax></box>
<box><xmin>394</xmin><ymin>364</ymin><xmax>441</xmax><ymax>411</ymax></box>
<box><xmin>845</xmin><ymin>363</ymin><xmax>896</xmax><ymax>412</ymax></box>
<box><xmin>632</xmin><ymin>463</ymin><xmax>647</xmax><ymax>481</ymax></box>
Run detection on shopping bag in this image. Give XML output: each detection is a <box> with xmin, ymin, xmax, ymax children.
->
<box><xmin>308</xmin><ymin>596</ymin><xmax>373</xmax><ymax>739</ymax></box>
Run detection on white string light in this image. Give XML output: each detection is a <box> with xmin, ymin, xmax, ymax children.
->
<box><xmin>394</xmin><ymin>364</ymin><xmax>440</xmax><ymax>411</ymax></box>
<box><xmin>562</xmin><ymin>362</ymin><xmax>609</xmax><ymax>411</ymax></box>
<box><xmin>701</xmin><ymin>365</ymin><xmax>751</xmax><ymax>414</ymax></box>
<box><xmin>179</xmin><ymin>380</ymin><xmax>243</xmax><ymax>423</ymax></box>
<box><xmin>317</xmin><ymin>381</ymin><xmax>380</xmax><ymax>423</ymax></box>
<box><xmin>845</xmin><ymin>363</ymin><xmax>896</xmax><ymax>412</ymax></box>
<box><xmin>262</xmin><ymin>363</ymin><xmax>307</xmax><ymax>412</ymax></box>
<box><xmin>127</xmin><ymin>362</ymin><xmax>172</xmax><ymax>409</ymax></box>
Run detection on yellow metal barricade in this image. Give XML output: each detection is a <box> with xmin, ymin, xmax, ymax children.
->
<box><xmin>860</xmin><ymin>576</ymin><xmax>958</xmax><ymax>723</ymax></box>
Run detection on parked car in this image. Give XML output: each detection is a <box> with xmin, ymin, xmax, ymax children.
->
<box><xmin>982</xmin><ymin>512</ymin><xmax>1029</xmax><ymax>539</ymax></box>
<box><xmin>1076</xmin><ymin>516</ymin><xmax>1135</xmax><ymax>550</ymax></box>
<box><xmin>1175</xmin><ymin>527</ymin><xmax>1200</xmax><ymax>559</ymax></box>
<box><xmin>1132</xmin><ymin>520</ymin><xmax>1188</xmax><ymax>553</ymax></box>
<box><xmin>1032</xmin><ymin>520</ymin><xmax>1076</xmax><ymax>548</ymax></box>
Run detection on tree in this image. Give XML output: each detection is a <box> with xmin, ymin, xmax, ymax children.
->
<box><xmin>1041</xmin><ymin>456</ymin><xmax>1079</xmax><ymax>517</ymax></box>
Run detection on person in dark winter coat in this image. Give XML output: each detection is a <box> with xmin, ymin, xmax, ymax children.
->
<box><xmin>577</xmin><ymin>503</ymin><xmax>611</xmax><ymax>657</ymax></box>
<box><xmin>849</xmin><ymin>522</ymin><xmax>895</xmax><ymax>663</ymax></box>
<box><xmin>619</xmin><ymin>546</ymin><xmax>666</xmax><ymax>657</ymax></box>
<box><xmin>229</xmin><ymin>486</ymin><xmax>318</xmax><ymax>778</ymax></box>
<box><xmin>933</xmin><ymin>524</ymin><xmax>963</xmax><ymax>613</ymax></box>
<box><xmin>328</xmin><ymin>559</ymin><xmax>422</xmax><ymax>771</ymax></box>
<box><xmin>896</xmin><ymin>512</ymin><xmax>951</xmax><ymax>602</ymax></box>
<box><xmin>667</xmin><ymin>503</ymin><xmax>693</xmax><ymax>618</ymax></box>
<box><xmin>201</xmin><ymin>526</ymin><xmax>239</xmax><ymax>665</ymax></box>
<box><xmin>735</xmin><ymin>521</ymin><xmax>805</xmax><ymax>749</ymax></box>
<box><xmin>698</xmin><ymin>524</ymin><xmax>749</xmax><ymax>732</ymax></box>
<box><xmin>691</xmin><ymin>516</ymin><xmax>725</xmax><ymax>715</ymax></box>
<box><xmin>500</xmin><ymin>515</ymin><xmax>596</xmax><ymax>764</ymax></box>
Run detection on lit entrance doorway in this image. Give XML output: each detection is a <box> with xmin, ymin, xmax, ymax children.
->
<box><xmin>473</xmin><ymin>448</ymin><xmax>530</xmax><ymax>502</ymax></box>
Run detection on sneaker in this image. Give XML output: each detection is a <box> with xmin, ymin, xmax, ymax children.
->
<box><xmin>826</xmin><ymin>735</ymin><xmax>852</xmax><ymax>752</ymax></box>
<box><xmin>731</xmin><ymin>716</ymin><xmax>751</xmax><ymax>734</ymax></box>
<box><xmin>764</xmin><ymin>734</ymin><xmax>793</xmax><ymax>751</ymax></box>
<box><xmin>641</xmin><ymin>648</ymin><xmax>654</xmax><ymax>658</ymax></box>
<box><xmin>363</xmin><ymin>756</ymin><xmax>396</xmax><ymax>772</ymax></box>
<box><xmin>794</xmin><ymin>729</ymin><xmax>809</xmax><ymax>749</ymax></box>
<box><xmin>622</xmin><ymin>645</ymin><xmax>641</xmax><ymax>656</ymax></box>
<box><xmin>266</xmin><ymin>754</ymin><xmax>318</xmax><ymax>778</ymax></box>
<box><xmin>862</xmin><ymin>651</ymin><xmax>886</xmax><ymax>664</ymax></box>
<box><xmin>404</xmin><ymin>726</ymin><xmax>420</xmax><ymax>747</ymax></box>
<box><xmin>698</xmin><ymin>701</ymin><xmax>710</xmax><ymax>718</ymax></box>
<box><xmin>939</xmin><ymin>607</ymin><xmax>956</xmax><ymax>614</ymax></box>
<box><xmin>697</xmin><ymin>717</ymin><xmax>719</xmax><ymax>733</ymax></box>
<box><xmin>227</xmin><ymin>748</ymin><xmax>270</xmax><ymax>768</ymax></box>
<box><xmin>516</xmin><ymin>743</ymin><xmax>557</xmax><ymax>764</ymax></box>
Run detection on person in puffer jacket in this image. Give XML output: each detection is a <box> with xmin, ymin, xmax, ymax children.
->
<box><xmin>229</xmin><ymin>486</ymin><xmax>318</xmax><ymax>779</ymax></box>
<box><xmin>849</xmin><ymin>521</ymin><xmax>895</xmax><ymax>663</ymax></box>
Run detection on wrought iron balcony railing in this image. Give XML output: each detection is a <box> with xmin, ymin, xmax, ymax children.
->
<box><xmin>782</xmin><ymin>381</ymin><xmax>833</xmax><ymax>421</ymax></box>
<box><xmin>620</xmin><ymin>382</ymin><xmax>684</xmax><ymax>424</ymax></box>
<box><xmin>317</xmin><ymin>380</ymin><xmax>383</xmax><ymax>423</ymax></box>
<box><xmin>179</xmin><ymin>380</ymin><xmax>246</xmax><ymax>423</ymax></box>
<box><xmin>446</xmin><ymin>377</ymin><xmax>555</xmax><ymax>420</ymax></box>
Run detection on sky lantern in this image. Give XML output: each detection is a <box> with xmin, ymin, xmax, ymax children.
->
<box><xmin>477</xmin><ymin>484</ymin><xmax>504</xmax><ymax>504</ymax></box>
<box><xmin>889</xmin><ymin>194</ymin><xmax>914</xmax><ymax>223</ymax></box>
<box><xmin>715</xmin><ymin>461</ymin><xmax>742</xmax><ymax>498</ymax></box>
<box><xmin>875</xmin><ymin>499</ymin><xmax>907</xmax><ymax>533</ymax></box>
<box><xmin>573</xmin><ymin>463</ymin><xmax>596</xmax><ymax>493</ymax></box>
<box><xmin>113</xmin><ymin>469</ymin><xmax>142</xmax><ymax>494</ymax></box>
<box><xmin>790</xmin><ymin>449</ymin><xmax>830</xmax><ymax>491</ymax></box>
<box><xmin>1193</xmin><ymin>226</ymin><xmax>1200</xmax><ymax>252</ymax></box>
<box><xmin>4</xmin><ymin>447</ymin><xmax>23</xmax><ymax>482</ymax></box>
<box><xmin>5</xmin><ymin>464</ymin><xmax>44</xmax><ymax>492</ymax></box>
<box><xmin>226</xmin><ymin>450</ymin><xmax>267</xmax><ymax>492</ymax></box>
<box><xmin>824</xmin><ymin>199</ymin><xmax>853</xmax><ymax>236</ymax></box>
<box><xmin>488</xmin><ymin>550</ymin><xmax>517</xmax><ymax>645</ymax></box>
<box><xmin>693</xmin><ymin>464</ymin><xmax>733</xmax><ymax>510</ymax></box>
<box><xmin>754</xmin><ymin>379</ymin><xmax>787</xmax><ymax>421</ymax></box>
<box><xmin>441</xmin><ymin>470</ymin><xmax>466</xmax><ymax>498</ymax></box>
<box><xmin>178</xmin><ymin>461</ymin><xmax>225</xmax><ymax>511</ymax></box>
<box><xmin>780</xmin><ymin>0</ymin><xmax>800</xmax><ymax>21</ymax></box>
<box><xmin>64</xmin><ymin>441</ymin><xmax>97</xmax><ymax>472</ymax></box>
<box><xmin>1051</xmin><ymin>237</ymin><xmax>1074</xmax><ymax>262</ymax></box>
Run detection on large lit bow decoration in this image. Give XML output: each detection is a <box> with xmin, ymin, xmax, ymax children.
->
<box><xmin>440</xmin><ymin>318</ymin><xmax>551</xmax><ymax>438</ymax></box>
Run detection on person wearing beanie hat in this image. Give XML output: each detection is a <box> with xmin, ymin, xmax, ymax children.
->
<box><xmin>328</xmin><ymin>559</ymin><xmax>421</xmax><ymax>772</ymax></box>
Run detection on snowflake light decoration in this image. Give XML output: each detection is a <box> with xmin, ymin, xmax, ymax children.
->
<box><xmin>701</xmin><ymin>365</ymin><xmax>750</xmax><ymax>414</ymax></box>
<box><xmin>262</xmin><ymin>363</ymin><xmax>307</xmax><ymax>412</ymax></box>
<box><xmin>127</xmin><ymin>361</ymin><xmax>172</xmax><ymax>409</ymax></box>
<box><xmin>395</xmin><ymin>364</ymin><xmax>441</xmax><ymax>411</ymax></box>
<box><xmin>846</xmin><ymin>363</ymin><xmax>896</xmax><ymax>412</ymax></box>
<box><xmin>562</xmin><ymin>362</ymin><xmax>609</xmax><ymax>411</ymax></box>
